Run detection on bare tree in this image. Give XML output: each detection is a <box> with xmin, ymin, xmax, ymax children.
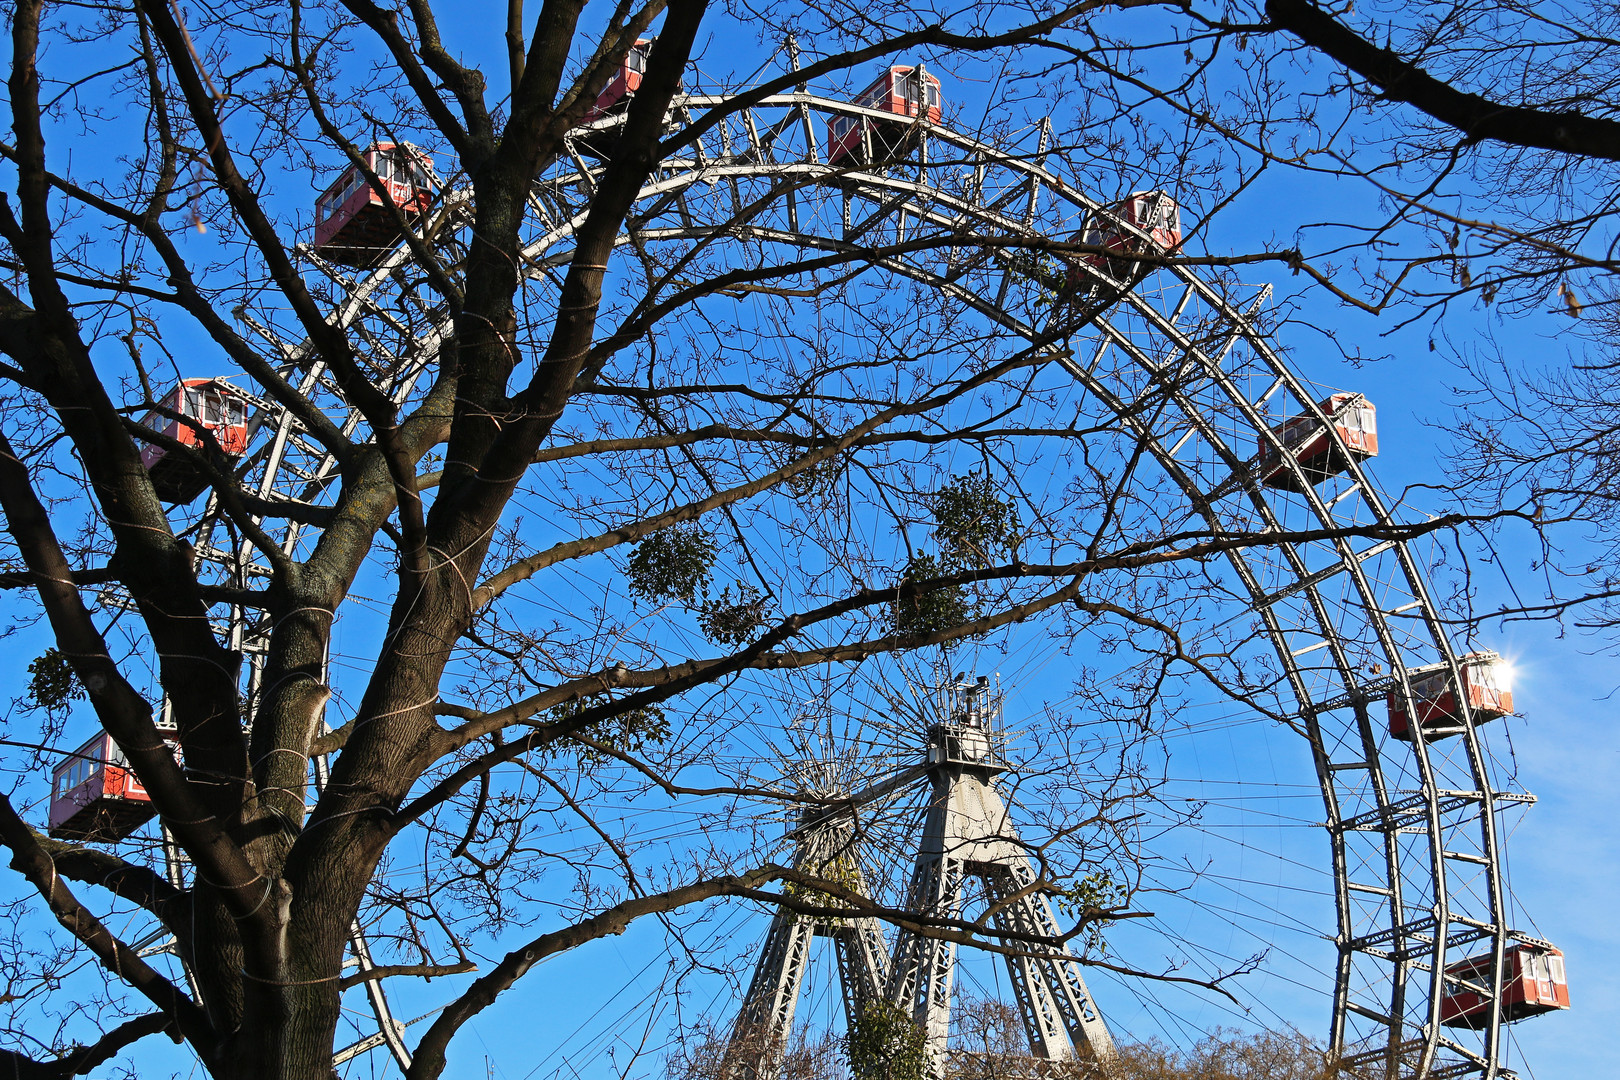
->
<box><xmin>0</xmin><ymin>2</ymin><xmax>1497</xmax><ymax>1078</ymax></box>
<box><xmin>948</xmin><ymin>1004</ymin><xmax>1342</xmax><ymax>1080</ymax></box>
<box><xmin>682</xmin><ymin>999</ymin><xmax>1343</xmax><ymax>1080</ymax></box>
<box><xmin>1104</xmin><ymin>1028</ymin><xmax>1341</xmax><ymax>1080</ymax></box>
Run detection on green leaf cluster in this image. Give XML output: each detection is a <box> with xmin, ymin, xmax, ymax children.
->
<box><xmin>886</xmin><ymin>473</ymin><xmax>1024</xmax><ymax>645</ymax></box>
<box><xmin>698</xmin><ymin>582</ymin><xmax>771</xmax><ymax>646</ymax></box>
<box><xmin>25</xmin><ymin>649</ymin><xmax>83</xmax><ymax>713</ymax></box>
<box><xmin>1006</xmin><ymin>247</ymin><xmax>1071</xmax><ymax>307</ymax></box>
<box><xmin>626</xmin><ymin>526</ymin><xmax>718</xmax><ymax>605</ymax></box>
<box><xmin>928</xmin><ymin>472</ymin><xmax>1021</xmax><ymax>570</ymax></box>
<box><xmin>846</xmin><ymin>1000</ymin><xmax>927</xmax><ymax>1080</ymax></box>
<box><xmin>781</xmin><ymin>853</ymin><xmax>863</xmax><ymax>925</ymax></box>
<box><xmin>547</xmin><ymin>695</ymin><xmax>672</xmax><ymax>766</ymax></box>
<box><xmin>785</xmin><ymin>452</ymin><xmax>843</xmax><ymax>501</ymax></box>
<box><xmin>1052</xmin><ymin>870</ymin><xmax>1128</xmax><ymax>955</ymax></box>
<box><xmin>887</xmin><ymin>553</ymin><xmax>974</xmax><ymax>644</ymax></box>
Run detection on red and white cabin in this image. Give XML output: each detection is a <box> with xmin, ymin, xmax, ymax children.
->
<box><xmin>1084</xmin><ymin>191</ymin><xmax>1184</xmax><ymax>266</ymax></box>
<box><xmin>827</xmin><ymin>66</ymin><xmax>943</xmax><ymax>167</ymax></box>
<box><xmin>139</xmin><ymin>378</ymin><xmax>250</xmax><ymax>503</ymax></box>
<box><xmin>1257</xmin><ymin>392</ymin><xmax>1378</xmax><ymax>492</ymax></box>
<box><xmin>1388</xmin><ymin>650</ymin><xmax>1514</xmax><ymax>741</ymax></box>
<box><xmin>49</xmin><ymin>731</ymin><xmax>156</xmax><ymax>842</ymax></box>
<box><xmin>1441</xmin><ymin>941</ymin><xmax>1569</xmax><ymax>1029</ymax></box>
<box><xmin>581</xmin><ymin>39</ymin><xmax>654</xmax><ymax>126</ymax></box>
<box><xmin>312</xmin><ymin>143</ymin><xmax>434</xmax><ymax>266</ymax></box>
<box><xmin>1066</xmin><ymin>191</ymin><xmax>1183</xmax><ymax>290</ymax></box>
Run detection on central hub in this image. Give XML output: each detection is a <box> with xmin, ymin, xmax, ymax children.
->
<box><xmin>924</xmin><ymin>673</ymin><xmax>1006</xmax><ymax>772</ymax></box>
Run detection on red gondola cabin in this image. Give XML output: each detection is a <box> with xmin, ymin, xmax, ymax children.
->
<box><xmin>139</xmin><ymin>379</ymin><xmax>249</xmax><ymax>503</ymax></box>
<box><xmin>1388</xmin><ymin>650</ymin><xmax>1514</xmax><ymax>741</ymax></box>
<box><xmin>581</xmin><ymin>39</ymin><xmax>654</xmax><ymax>126</ymax></box>
<box><xmin>312</xmin><ymin>143</ymin><xmax>434</xmax><ymax>267</ymax></box>
<box><xmin>1441</xmin><ymin>941</ymin><xmax>1569</xmax><ymax>1028</ymax></box>
<box><xmin>1066</xmin><ymin>192</ymin><xmax>1183</xmax><ymax>289</ymax></box>
<box><xmin>49</xmin><ymin>732</ymin><xmax>156</xmax><ymax>842</ymax></box>
<box><xmin>827</xmin><ymin>66</ymin><xmax>943</xmax><ymax>167</ymax></box>
<box><xmin>1258</xmin><ymin>392</ymin><xmax>1378</xmax><ymax>492</ymax></box>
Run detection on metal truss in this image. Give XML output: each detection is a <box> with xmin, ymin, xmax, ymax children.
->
<box><xmin>724</xmin><ymin>805</ymin><xmax>889</xmax><ymax>1080</ymax></box>
<box><xmin>885</xmin><ymin>679</ymin><xmax>1112</xmax><ymax>1074</ymax></box>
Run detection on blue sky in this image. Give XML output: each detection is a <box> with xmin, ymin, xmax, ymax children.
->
<box><xmin>0</xmin><ymin>5</ymin><xmax>1614</xmax><ymax>1079</ymax></box>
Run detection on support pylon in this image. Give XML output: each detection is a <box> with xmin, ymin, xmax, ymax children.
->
<box><xmin>885</xmin><ymin>676</ymin><xmax>1113</xmax><ymax>1073</ymax></box>
<box><xmin>723</xmin><ymin>798</ymin><xmax>890</xmax><ymax>1080</ymax></box>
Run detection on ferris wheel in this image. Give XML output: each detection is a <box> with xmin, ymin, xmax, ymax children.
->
<box><xmin>48</xmin><ymin>44</ymin><xmax>1565</xmax><ymax>1080</ymax></box>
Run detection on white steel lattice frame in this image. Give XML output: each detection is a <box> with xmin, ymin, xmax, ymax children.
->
<box><xmin>724</xmin><ymin>812</ymin><xmax>890</xmax><ymax>1080</ymax></box>
<box><xmin>148</xmin><ymin>71</ymin><xmax>1535</xmax><ymax>1077</ymax></box>
<box><xmin>883</xmin><ymin>685</ymin><xmax>1114</xmax><ymax>1073</ymax></box>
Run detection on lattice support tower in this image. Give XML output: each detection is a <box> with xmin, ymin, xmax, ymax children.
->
<box><xmin>723</xmin><ymin>799</ymin><xmax>890</xmax><ymax>1080</ymax></box>
<box><xmin>885</xmin><ymin>676</ymin><xmax>1113</xmax><ymax>1074</ymax></box>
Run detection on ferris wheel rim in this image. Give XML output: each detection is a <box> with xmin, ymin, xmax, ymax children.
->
<box><xmin>191</xmin><ymin>87</ymin><xmax>1532</xmax><ymax>1078</ymax></box>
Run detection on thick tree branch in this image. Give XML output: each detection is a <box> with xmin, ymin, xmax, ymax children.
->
<box><xmin>436</xmin><ymin>2</ymin><xmax>707</xmax><ymax>535</ymax></box>
<box><xmin>0</xmin><ymin>432</ymin><xmax>274</xmax><ymax>937</ymax></box>
<box><xmin>53</xmin><ymin>1012</ymin><xmax>179</xmax><ymax>1076</ymax></box>
<box><xmin>403</xmin><ymin>866</ymin><xmax>786</xmax><ymax>1080</ymax></box>
<box><xmin>3</xmin><ymin>0</ymin><xmax>253</xmax><ymax>845</ymax></box>
<box><xmin>338</xmin><ymin>0</ymin><xmax>473</xmax><ymax>157</ymax></box>
<box><xmin>0</xmin><ymin>1012</ymin><xmax>177</xmax><ymax>1079</ymax></box>
<box><xmin>43</xmin><ymin>838</ymin><xmax>185</xmax><ymax>922</ymax></box>
<box><xmin>732</xmin><ymin>872</ymin><xmax>1230</xmax><ymax>998</ymax></box>
<box><xmin>140</xmin><ymin>0</ymin><xmax>430</xmax><ymax>575</ymax></box>
<box><xmin>1266</xmin><ymin>0</ymin><xmax>1620</xmax><ymax>160</ymax></box>
<box><xmin>0</xmin><ymin>566</ymin><xmax>118</xmax><ymax>590</ymax></box>
<box><xmin>412</xmin><ymin>507</ymin><xmax>1488</xmax><ymax>797</ymax></box>
<box><xmin>0</xmin><ymin>137</ymin><xmax>353</xmax><ymax>461</ymax></box>
<box><xmin>511</xmin><ymin>3</ymin><xmax>665</xmax><ymax>166</ymax></box>
<box><xmin>475</xmin><ymin>341</ymin><xmax>1061</xmax><ymax>608</ymax></box>
<box><xmin>118</xmin><ymin>415</ymin><xmax>293</xmax><ymax>576</ymax></box>
<box><xmin>0</xmin><ymin>280</ymin><xmax>252</xmax><ymax>810</ymax></box>
<box><xmin>402</xmin><ymin>0</ymin><xmax>494</xmax><ymax>145</ymax></box>
<box><xmin>337</xmin><ymin>960</ymin><xmax>476</xmax><ymax>992</ymax></box>
<box><xmin>505</xmin><ymin>0</ymin><xmax>526</xmax><ymax>91</ymax></box>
